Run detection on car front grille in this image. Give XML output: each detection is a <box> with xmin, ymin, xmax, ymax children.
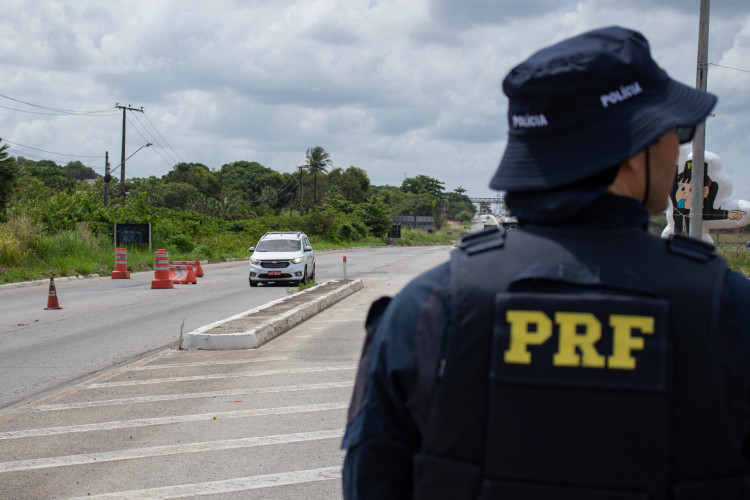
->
<box><xmin>259</xmin><ymin>273</ymin><xmax>294</xmax><ymax>279</ymax></box>
<box><xmin>261</xmin><ymin>261</ymin><xmax>290</xmax><ymax>269</ymax></box>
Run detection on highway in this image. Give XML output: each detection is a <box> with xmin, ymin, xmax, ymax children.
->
<box><xmin>0</xmin><ymin>246</ymin><xmax>441</xmax><ymax>410</ymax></box>
<box><xmin>0</xmin><ymin>244</ymin><xmax>452</xmax><ymax>498</ymax></box>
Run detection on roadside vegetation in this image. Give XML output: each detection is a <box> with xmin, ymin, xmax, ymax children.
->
<box><xmin>649</xmin><ymin>212</ymin><xmax>750</xmax><ymax>276</ymax></box>
<box><xmin>0</xmin><ymin>142</ymin><xmax>474</xmax><ymax>284</ymax></box>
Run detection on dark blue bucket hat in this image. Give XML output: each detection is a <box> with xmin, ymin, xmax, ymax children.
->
<box><xmin>490</xmin><ymin>26</ymin><xmax>717</xmax><ymax>191</ymax></box>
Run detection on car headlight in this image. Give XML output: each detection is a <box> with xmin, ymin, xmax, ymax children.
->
<box><xmin>290</xmin><ymin>257</ymin><xmax>303</xmax><ymax>264</ymax></box>
<box><xmin>250</xmin><ymin>258</ymin><xmax>260</xmax><ymax>264</ymax></box>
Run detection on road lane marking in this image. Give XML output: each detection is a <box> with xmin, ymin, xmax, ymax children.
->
<box><xmin>0</xmin><ymin>402</ymin><xmax>348</xmax><ymax>440</ymax></box>
<box><xmin>85</xmin><ymin>365</ymin><xmax>356</xmax><ymax>388</ymax></box>
<box><xmin>65</xmin><ymin>466</ymin><xmax>342</xmax><ymax>499</ymax></box>
<box><xmin>35</xmin><ymin>381</ymin><xmax>354</xmax><ymax>411</ymax></box>
<box><xmin>128</xmin><ymin>356</ymin><xmax>288</xmax><ymax>371</ymax></box>
<box><xmin>0</xmin><ymin>349</ymin><xmax>173</xmax><ymax>424</ymax></box>
<box><xmin>0</xmin><ymin>431</ymin><xmax>344</xmax><ymax>473</ymax></box>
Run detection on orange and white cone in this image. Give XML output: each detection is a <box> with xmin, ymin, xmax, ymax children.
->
<box><xmin>172</xmin><ymin>261</ymin><xmax>197</xmax><ymax>284</ymax></box>
<box><xmin>151</xmin><ymin>249</ymin><xmax>174</xmax><ymax>289</ymax></box>
<box><xmin>44</xmin><ymin>277</ymin><xmax>62</xmax><ymax>310</ymax></box>
<box><xmin>194</xmin><ymin>258</ymin><xmax>204</xmax><ymax>277</ymax></box>
<box><xmin>111</xmin><ymin>247</ymin><xmax>131</xmax><ymax>279</ymax></box>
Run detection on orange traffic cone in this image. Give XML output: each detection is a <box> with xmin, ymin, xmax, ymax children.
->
<box><xmin>44</xmin><ymin>277</ymin><xmax>62</xmax><ymax>310</ymax></box>
<box><xmin>194</xmin><ymin>258</ymin><xmax>204</xmax><ymax>277</ymax></box>
<box><xmin>172</xmin><ymin>261</ymin><xmax>197</xmax><ymax>284</ymax></box>
<box><xmin>151</xmin><ymin>249</ymin><xmax>174</xmax><ymax>289</ymax></box>
<box><xmin>111</xmin><ymin>247</ymin><xmax>131</xmax><ymax>279</ymax></box>
<box><xmin>184</xmin><ymin>263</ymin><xmax>197</xmax><ymax>284</ymax></box>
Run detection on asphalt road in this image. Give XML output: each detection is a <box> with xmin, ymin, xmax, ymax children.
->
<box><xmin>0</xmin><ymin>246</ymin><xmax>443</xmax><ymax>410</ymax></box>
<box><xmin>0</xmin><ymin>244</ymin><xmax>452</xmax><ymax>498</ymax></box>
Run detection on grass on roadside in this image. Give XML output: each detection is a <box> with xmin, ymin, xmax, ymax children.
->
<box><xmin>0</xmin><ymin>217</ymin><xmax>461</xmax><ymax>285</ymax></box>
<box><xmin>720</xmin><ymin>247</ymin><xmax>750</xmax><ymax>276</ymax></box>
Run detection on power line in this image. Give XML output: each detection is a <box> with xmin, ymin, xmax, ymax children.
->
<box><xmin>0</xmin><ymin>93</ymin><xmax>187</xmax><ymax>176</ymax></box>
<box><xmin>128</xmin><ymin>113</ymin><xmax>180</xmax><ymax>166</ymax></box>
<box><xmin>0</xmin><ymin>103</ymin><xmax>118</xmax><ymax>116</ymax></box>
<box><xmin>7</xmin><ymin>148</ymin><xmax>50</xmax><ymax>161</ymax></box>
<box><xmin>7</xmin><ymin>147</ymin><xmax>105</xmax><ymax>173</ymax></box>
<box><xmin>0</xmin><ymin>93</ymin><xmax>117</xmax><ymax>115</ymax></box>
<box><xmin>245</xmin><ymin>168</ymin><xmax>303</xmax><ymax>206</ymax></box>
<box><xmin>126</xmin><ymin>115</ymin><xmax>175</xmax><ymax>170</ymax></box>
<box><xmin>708</xmin><ymin>62</ymin><xmax>750</xmax><ymax>73</ymax></box>
<box><xmin>143</xmin><ymin>111</ymin><xmax>186</xmax><ymax>164</ymax></box>
<box><xmin>4</xmin><ymin>139</ymin><xmax>103</xmax><ymax>158</ymax></box>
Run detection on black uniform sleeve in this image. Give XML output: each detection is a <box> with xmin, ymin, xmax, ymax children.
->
<box><xmin>721</xmin><ymin>268</ymin><xmax>750</xmax><ymax>388</ymax></box>
<box><xmin>342</xmin><ymin>263</ymin><xmax>450</xmax><ymax>499</ymax></box>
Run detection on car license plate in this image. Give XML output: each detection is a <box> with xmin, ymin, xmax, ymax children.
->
<box><xmin>268</xmin><ymin>270</ymin><xmax>282</xmax><ymax>276</ymax></box>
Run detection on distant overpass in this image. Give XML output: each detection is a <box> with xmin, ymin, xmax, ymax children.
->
<box><xmin>469</xmin><ymin>196</ymin><xmax>506</xmax><ymax>215</ymax></box>
<box><xmin>469</xmin><ymin>197</ymin><xmax>504</xmax><ymax>204</ymax></box>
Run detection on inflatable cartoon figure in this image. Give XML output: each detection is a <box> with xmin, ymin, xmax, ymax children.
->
<box><xmin>663</xmin><ymin>148</ymin><xmax>750</xmax><ymax>244</ymax></box>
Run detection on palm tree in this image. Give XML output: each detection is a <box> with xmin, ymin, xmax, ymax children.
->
<box><xmin>0</xmin><ymin>139</ymin><xmax>19</xmax><ymax>209</ymax></box>
<box><xmin>305</xmin><ymin>146</ymin><xmax>332</xmax><ymax>207</ymax></box>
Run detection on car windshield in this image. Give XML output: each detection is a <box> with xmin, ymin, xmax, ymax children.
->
<box><xmin>255</xmin><ymin>239</ymin><xmax>301</xmax><ymax>252</ymax></box>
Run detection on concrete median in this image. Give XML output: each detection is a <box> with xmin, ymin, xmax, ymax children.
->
<box><xmin>181</xmin><ymin>279</ymin><xmax>364</xmax><ymax>350</ymax></box>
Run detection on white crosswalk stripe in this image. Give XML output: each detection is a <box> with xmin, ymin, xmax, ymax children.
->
<box><xmin>0</xmin><ymin>270</ymin><xmax>429</xmax><ymax>498</ymax></box>
<box><xmin>66</xmin><ymin>466</ymin><xmax>343</xmax><ymax>499</ymax></box>
<box><xmin>0</xmin><ymin>430</ymin><xmax>343</xmax><ymax>473</ymax></box>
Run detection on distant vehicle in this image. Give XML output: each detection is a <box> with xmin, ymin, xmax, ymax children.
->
<box><xmin>499</xmin><ymin>216</ymin><xmax>519</xmax><ymax>231</ymax></box>
<box><xmin>248</xmin><ymin>232</ymin><xmax>315</xmax><ymax>287</ymax></box>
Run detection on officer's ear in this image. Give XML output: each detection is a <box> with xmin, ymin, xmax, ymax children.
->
<box><xmin>605</xmin><ymin>152</ymin><xmax>647</xmax><ymax>201</ymax></box>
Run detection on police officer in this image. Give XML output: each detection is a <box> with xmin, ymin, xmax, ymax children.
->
<box><xmin>342</xmin><ymin>26</ymin><xmax>750</xmax><ymax>499</ymax></box>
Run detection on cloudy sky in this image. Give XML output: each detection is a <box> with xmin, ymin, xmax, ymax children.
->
<box><xmin>1</xmin><ymin>0</ymin><xmax>748</xmax><ymax>201</ymax></box>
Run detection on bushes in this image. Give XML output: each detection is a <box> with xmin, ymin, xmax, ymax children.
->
<box><xmin>0</xmin><ymin>215</ymin><xmax>37</xmax><ymax>267</ymax></box>
<box><xmin>0</xmin><ymin>183</ymin><xmax>403</xmax><ymax>283</ymax></box>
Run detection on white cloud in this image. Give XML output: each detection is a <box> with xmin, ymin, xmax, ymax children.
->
<box><xmin>0</xmin><ymin>0</ymin><xmax>748</xmax><ymax>201</ymax></box>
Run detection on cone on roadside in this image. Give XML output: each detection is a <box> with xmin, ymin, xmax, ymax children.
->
<box><xmin>44</xmin><ymin>277</ymin><xmax>62</xmax><ymax>310</ymax></box>
<box><xmin>111</xmin><ymin>247</ymin><xmax>131</xmax><ymax>279</ymax></box>
<box><xmin>171</xmin><ymin>261</ymin><xmax>197</xmax><ymax>284</ymax></box>
<box><xmin>151</xmin><ymin>249</ymin><xmax>174</xmax><ymax>289</ymax></box>
<box><xmin>194</xmin><ymin>258</ymin><xmax>204</xmax><ymax>277</ymax></box>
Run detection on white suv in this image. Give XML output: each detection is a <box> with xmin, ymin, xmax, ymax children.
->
<box><xmin>248</xmin><ymin>232</ymin><xmax>315</xmax><ymax>287</ymax></box>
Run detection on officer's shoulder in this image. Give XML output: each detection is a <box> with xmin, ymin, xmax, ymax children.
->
<box><xmin>456</xmin><ymin>226</ymin><xmax>505</xmax><ymax>255</ymax></box>
<box><xmin>664</xmin><ymin>234</ymin><xmax>719</xmax><ymax>262</ymax></box>
<box><xmin>369</xmin><ymin>260</ymin><xmax>448</xmax><ymax>318</ymax></box>
<box><xmin>396</xmin><ymin>260</ymin><xmax>450</xmax><ymax>300</ymax></box>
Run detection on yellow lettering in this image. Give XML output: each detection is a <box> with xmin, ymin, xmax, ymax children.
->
<box><xmin>504</xmin><ymin>311</ymin><xmax>553</xmax><ymax>364</ymax></box>
<box><xmin>608</xmin><ymin>315</ymin><xmax>654</xmax><ymax>370</ymax></box>
<box><xmin>553</xmin><ymin>312</ymin><xmax>606</xmax><ymax>368</ymax></box>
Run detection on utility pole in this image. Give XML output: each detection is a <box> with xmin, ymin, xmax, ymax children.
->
<box><xmin>104</xmin><ymin>151</ymin><xmax>110</xmax><ymax>208</ymax></box>
<box><xmin>689</xmin><ymin>0</ymin><xmax>710</xmax><ymax>239</ymax></box>
<box><xmin>298</xmin><ymin>166</ymin><xmax>305</xmax><ymax>215</ymax></box>
<box><xmin>115</xmin><ymin>103</ymin><xmax>144</xmax><ymax>204</ymax></box>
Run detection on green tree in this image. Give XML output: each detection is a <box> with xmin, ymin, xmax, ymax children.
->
<box><xmin>328</xmin><ymin>166</ymin><xmax>370</xmax><ymax>203</ymax></box>
<box><xmin>164</xmin><ymin>162</ymin><xmax>219</xmax><ymax>198</ymax></box>
<box><xmin>64</xmin><ymin>161</ymin><xmax>98</xmax><ymax>181</ymax></box>
<box><xmin>18</xmin><ymin>159</ymin><xmax>76</xmax><ymax>192</ymax></box>
<box><xmin>445</xmin><ymin>189</ymin><xmax>477</xmax><ymax>221</ymax></box>
<box><xmin>0</xmin><ymin>139</ymin><xmax>19</xmax><ymax>210</ymax></box>
<box><xmin>219</xmin><ymin>161</ymin><xmax>284</xmax><ymax>206</ymax></box>
<box><xmin>400</xmin><ymin>175</ymin><xmax>445</xmax><ymax>197</ymax></box>
<box><xmin>355</xmin><ymin>196</ymin><xmax>392</xmax><ymax>237</ymax></box>
<box><xmin>305</xmin><ymin>146</ymin><xmax>332</xmax><ymax>207</ymax></box>
<box><xmin>130</xmin><ymin>178</ymin><xmax>200</xmax><ymax>210</ymax></box>
<box><xmin>160</xmin><ymin>182</ymin><xmax>201</xmax><ymax>210</ymax></box>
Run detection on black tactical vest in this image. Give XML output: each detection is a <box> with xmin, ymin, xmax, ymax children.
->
<box><xmin>414</xmin><ymin>226</ymin><xmax>750</xmax><ymax>499</ymax></box>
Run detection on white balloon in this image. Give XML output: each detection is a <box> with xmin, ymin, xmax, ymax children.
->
<box><xmin>663</xmin><ymin>149</ymin><xmax>750</xmax><ymax>244</ymax></box>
